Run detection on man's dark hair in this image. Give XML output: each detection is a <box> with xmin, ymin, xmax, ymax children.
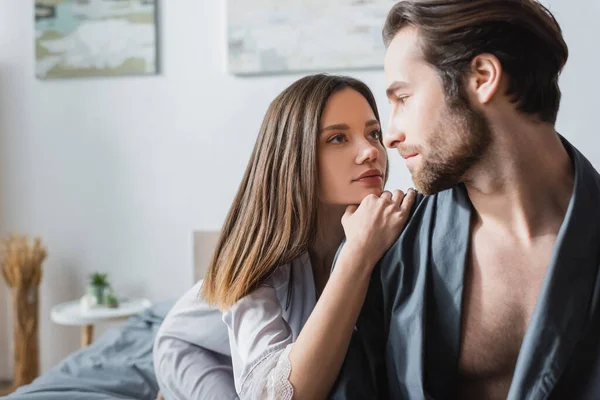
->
<box><xmin>383</xmin><ymin>0</ymin><xmax>568</xmax><ymax>124</ymax></box>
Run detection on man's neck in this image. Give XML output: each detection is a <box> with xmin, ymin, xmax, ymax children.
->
<box><xmin>464</xmin><ymin>120</ymin><xmax>574</xmax><ymax>243</ymax></box>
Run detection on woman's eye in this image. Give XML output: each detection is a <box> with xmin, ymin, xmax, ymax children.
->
<box><xmin>398</xmin><ymin>95</ymin><xmax>409</xmax><ymax>105</ymax></box>
<box><xmin>327</xmin><ymin>134</ymin><xmax>346</xmax><ymax>144</ymax></box>
<box><xmin>369</xmin><ymin>130</ymin><xmax>382</xmax><ymax>140</ymax></box>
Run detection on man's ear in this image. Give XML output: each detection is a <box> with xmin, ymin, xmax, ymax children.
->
<box><xmin>465</xmin><ymin>53</ymin><xmax>503</xmax><ymax>105</ymax></box>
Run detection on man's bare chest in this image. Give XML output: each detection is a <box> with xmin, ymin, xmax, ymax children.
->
<box><xmin>458</xmin><ymin>236</ymin><xmax>554</xmax><ymax>381</ymax></box>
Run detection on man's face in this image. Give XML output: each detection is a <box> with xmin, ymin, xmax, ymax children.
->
<box><xmin>383</xmin><ymin>26</ymin><xmax>492</xmax><ymax>194</ymax></box>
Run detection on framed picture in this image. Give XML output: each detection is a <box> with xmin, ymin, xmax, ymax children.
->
<box><xmin>35</xmin><ymin>0</ymin><xmax>159</xmax><ymax>79</ymax></box>
<box><xmin>226</xmin><ymin>0</ymin><xmax>396</xmax><ymax>76</ymax></box>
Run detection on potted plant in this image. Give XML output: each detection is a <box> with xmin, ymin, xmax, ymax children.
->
<box><xmin>87</xmin><ymin>273</ymin><xmax>109</xmax><ymax>306</ymax></box>
<box><xmin>104</xmin><ymin>286</ymin><xmax>120</xmax><ymax>308</ymax></box>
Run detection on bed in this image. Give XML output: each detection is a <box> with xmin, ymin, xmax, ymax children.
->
<box><xmin>3</xmin><ymin>231</ymin><xmax>220</xmax><ymax>400</ymax></box>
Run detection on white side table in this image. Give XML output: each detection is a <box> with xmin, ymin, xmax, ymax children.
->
<box><xmin>51</xmin><ymin>298</ymin><xmax>152</xmax><ymax>347</ymax></box>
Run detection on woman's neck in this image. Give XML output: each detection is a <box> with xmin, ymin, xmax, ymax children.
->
<box><xmin>309</xmin><ymin>204</ymin><xmax>346</xmax><ymax>294</ymax></box>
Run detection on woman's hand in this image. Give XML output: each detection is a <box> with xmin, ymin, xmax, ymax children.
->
<box><xmin>341</xmin><ymin>189</ymin><xmax>416</xmax><ymax>267</ymax></box>
<box><xmin>285</xmin><ymin>188</ymin><xmax>416</xmax><ymax>399</ymax></box>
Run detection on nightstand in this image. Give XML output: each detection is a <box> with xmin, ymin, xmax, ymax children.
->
<box><xmin>50</xmin><ymin>298</ymin><xmax>151</xmax><ymax>347</ymax></box>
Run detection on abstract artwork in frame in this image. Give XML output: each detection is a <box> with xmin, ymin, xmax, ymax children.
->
<box><xmin>226</xmin><ymin>0</ymin><xmax>397</xmax><ymax>76</ymax></box>
<box><xmin>35</xmin><ymin>0</ymin><xmax>158</xmax><ymax>79</ymax></box>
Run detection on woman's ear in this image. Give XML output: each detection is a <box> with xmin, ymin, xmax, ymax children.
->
<box><xmin>465</xmin><ymin>53</ymin><xmax>503</xmax><ymax>105</ymax></box>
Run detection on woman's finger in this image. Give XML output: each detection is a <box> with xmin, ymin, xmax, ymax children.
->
<box><xmin>391</xmin><ymin>189</ymin><xmax>405</xmax><ymax>208</ymax></box>
<box><xmin>343</xmin><ymin>204</ymin><xmax>358</xmax><ymax>217</ymax></box>
<box><xmin>380</xmin><ymin>191</ymin><xmax>392</xmax><ymax>202</ymax></box>
<box><xmin>399</xmin><ymin>188</ymin><xmax>416</xmax><ymax>215</ymax></box>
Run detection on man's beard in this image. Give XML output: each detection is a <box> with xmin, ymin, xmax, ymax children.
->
<box><xmin>406</xmin><ymin>96</ymin><xmax>493</xmax><ymax>195</ymax></box>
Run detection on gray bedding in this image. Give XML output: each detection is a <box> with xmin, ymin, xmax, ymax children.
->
<box><xmin>2</xmin><ymin>301</ymin><xmax>174</xmax><ymax>400</ymax></box>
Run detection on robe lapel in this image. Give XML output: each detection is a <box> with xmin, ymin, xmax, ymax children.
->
<box><xmin>425</xmin><ymin>185</ymin><xmax>472</xmax><ymax>398</ymax></box>
<box><xmin>508</xmin><ymin>138</ymin><xmax>600</xmax><ymax>399</ymax></box>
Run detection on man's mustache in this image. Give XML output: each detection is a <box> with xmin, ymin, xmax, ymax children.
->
<box><xmin>397</xmin><ymin>144</ymin><xmax>422</xmax><ymax>159</ymax></box>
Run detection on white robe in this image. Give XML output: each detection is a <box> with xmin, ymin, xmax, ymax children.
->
<box><xmin>153</xmin><ymin>253</ymin><xmax>319</xmax><ymax>400</ymax></box>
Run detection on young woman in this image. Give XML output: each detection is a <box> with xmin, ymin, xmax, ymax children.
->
<box><xmin>154</xmin><ymin>74</ymin><xmax>415</xmax><ymax>400</ymax></box>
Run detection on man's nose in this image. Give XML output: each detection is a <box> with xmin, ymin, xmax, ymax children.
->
<box><xmin>383</xmin><ymin>115</ymin><xmax>405</xmax><ymax>149</ymax></box>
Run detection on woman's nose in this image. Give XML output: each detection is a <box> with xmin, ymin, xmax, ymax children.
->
<box><xmin>356</xmin><ymin>141</ymin><xmax>379</xmax><ymax>164</ymax></box>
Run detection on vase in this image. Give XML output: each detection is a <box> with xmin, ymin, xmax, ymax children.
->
<box><xmin>86</xmin><ymin>284</ymin><xmax>106</xmax><ymax>305</ymax></box>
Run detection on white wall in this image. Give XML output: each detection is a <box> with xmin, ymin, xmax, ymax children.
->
<box><xmin>0</xmin><ymin>0</ymin><xmax>598</xmax><ymax>377</ymax></box>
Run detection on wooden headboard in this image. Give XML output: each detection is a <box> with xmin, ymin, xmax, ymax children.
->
<box><xmin>193</xmin><ymin>231</ymin><xmax>221</xmax><ymax>281</ymax></box>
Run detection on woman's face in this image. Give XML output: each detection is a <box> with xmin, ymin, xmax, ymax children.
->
<box><xmin>317</xmin><ymin>88</ymin><xmax>387</xmax><ymax>206</ymax></box>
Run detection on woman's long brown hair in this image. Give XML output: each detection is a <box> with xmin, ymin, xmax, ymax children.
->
<box><xmin>201</xmin><ymin>74</ymin><xmax>382</xmax><ymax>309</ymax></box>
